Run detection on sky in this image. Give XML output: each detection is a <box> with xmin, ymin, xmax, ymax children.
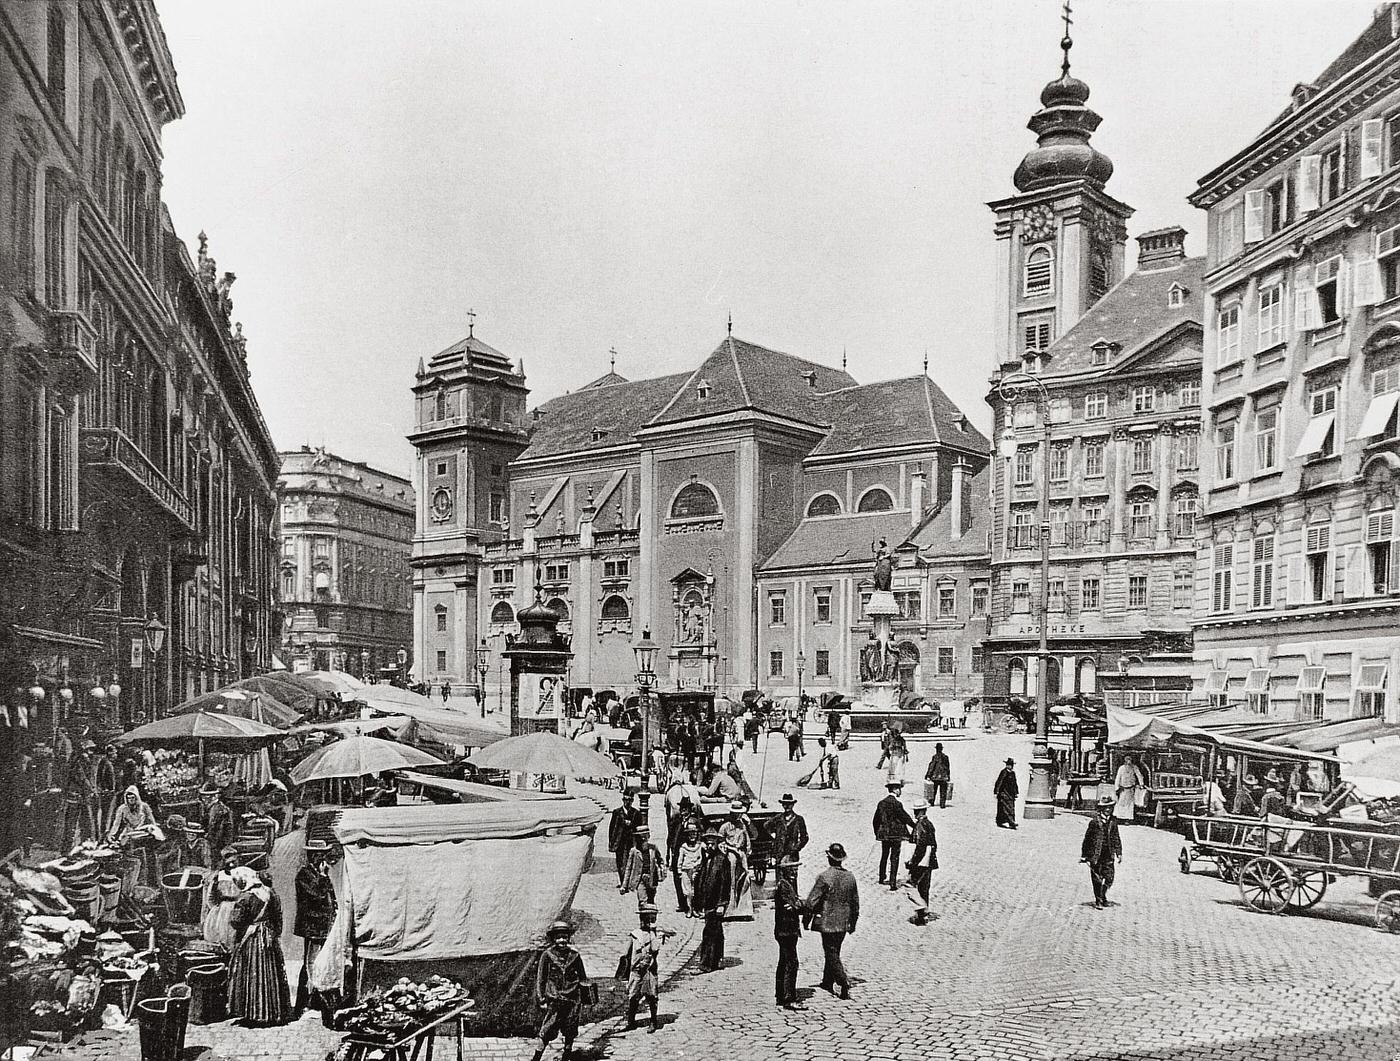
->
<box><xmin>155</xmin><ymin>1</ymin><xmax>1380</xmax><ymax>478</ymax></box>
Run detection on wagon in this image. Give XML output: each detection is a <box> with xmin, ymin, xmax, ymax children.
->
<box><xmin>1180</xmin><ymin>812</ymin><xmax>1400</xmax><ymax>929</ymax></box>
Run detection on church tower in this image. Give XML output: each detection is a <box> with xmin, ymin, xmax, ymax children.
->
<box><xmin>408</xmin><ymin>320</ymin><xmax>529</xmax><ymax>686</ymax></box>
<box><xmin>987</xmin><ymin>11</ymin><xmax>1133</xmax><ymax>371</ymax></box>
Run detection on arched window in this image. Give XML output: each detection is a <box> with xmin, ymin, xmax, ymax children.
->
<box><xmin>546</xmin><ymin>597</ymin><xmax>570</xmax><ymax>621</ymax></box>
<box><xmin>600</xmin><ymin>594</ymin><xmax>630</xmax><ymax>620</ymax></box>
<box><xmin>671</xmin><ymin>482</ymin><xmax>719</xmax><ymax>519</ymax></box>
<box><xmin>280</xmin><ymin>571</ymin><xmax>296</xmax><ymax>601</ymax></box>
<box><xmin>434</xmin><ymin>604</ymin><xmax>447</xmax><ymax>633</ymax></box>
<box><xmin>806</xmin><ymin>493</ymin><xmax>842</xmax><ymax>518</ymax></box>
<box><xmin>10</xmin><ymin>154</ymin><xmax>36</xmax><ymax>297</ymax></box>
<box><xmin>43</xmin><ymin>169</ymin><xmax>65</xmax><ymax>307</ymax></box>
<box><xmin>1024</xmin><ymin>245</ymin><xmax>1054</xmax><ymax>296</ymax></box>
<box><xmin>490</xmin><ymin>601</ymin><xmax>515</xmax><ymax>625</ymax></box>
<box><xmin>856</xmin><ymin>487</ymin><xmax>893</xmax><ymax>513</ymax></box>
<box><xmin>46</xmin><ymin>6</ymin><xmax>65</xmax><ymax>117</ymax></box>
<box><xmin>1009</xmin><ymin>657</ymin><xmax>1027</xmax><ymax>696</ymax></box>
<box><xmin>1077</xmin><ymin>657</ymin><xmax>1097</xmax><ymax>694</ymax></box>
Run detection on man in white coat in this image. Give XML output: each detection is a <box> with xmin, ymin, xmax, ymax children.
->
<box><xmin>1113</xmin><ymin>755</ymin><xmax>1146</xmax><ymax>823</ymax></box>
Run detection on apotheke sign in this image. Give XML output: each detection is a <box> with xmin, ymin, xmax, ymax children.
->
<box><xmin>1007</xmin><ymin>623</ymin><xmax>1089</xmax><ymax>637</ymax></box>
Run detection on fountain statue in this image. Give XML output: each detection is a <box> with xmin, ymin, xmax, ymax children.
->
<box><xmin>861</xmin><ymin>538</ymin><xmax>901</xmax><ymax>711</ymax></box>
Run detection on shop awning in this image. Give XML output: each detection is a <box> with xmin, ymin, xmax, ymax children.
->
<box><xmin>1204</xmin><ymin>670</ymin><xmax>1229</xmax><ymax>694</ymax></box>
<box><xmin>1244</xmin><ymin>668</ymin><xmax>1272</xmax><ymax>694</ymax></box>
<box><xmin>1269</xmin><ymin>715</ymin><xmax>1400</xmax><ymax>753</ymax></box>
<box><xmin>1107</xmin><ymin>706</ymin><xmax>1338</xmax><ymax>764</ymax></box>
<box><xmin>1357</xmin><ymin>392</ymin><xmax>1400</xmax><ymax>440</ymax></box>
<box><xmin>1298</xmin><ymin>666</ymin><xmax>1326</xmax><ymax>694</ymax></box>
<box><xmin>1294</xmin><ymin>413</ymin><xmax>1336</xmax><ymax>458</ymax></box>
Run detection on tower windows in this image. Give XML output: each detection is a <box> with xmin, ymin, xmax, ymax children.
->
<box><xmin>806</xmin><ymin>493</ymin><xmax>841</xmax><ymax>518</ymax></box>
<box><xmin>1023</xmin><ymin>245</ymin><xmax>1054</xmax><ymax>297</ymax></box>
<box><xmin>856</xmin><ymin>487</ymin><xmax>893</xmax><ymax>513</ymax></box>
<box><xmin>671</xmin><ymin>482</ymin><xmax>720</xmax><ymax>519</ymax></box>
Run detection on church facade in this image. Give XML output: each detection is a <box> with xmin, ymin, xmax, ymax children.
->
<box><xmin>408</xmin><ymin>331</ymin><xmax>988</xmax><ymax>701</ymax></box>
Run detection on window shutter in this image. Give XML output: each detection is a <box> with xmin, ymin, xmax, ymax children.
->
<box><xmin>1391</xmin><ymin>533</ymin><xmax>1400</xmax><ymax>595</ymax></box>
<box><xmin>1298</xmin><ymin>154</ymin><xmax>1322</xmax><ymax>212</ymax></box>
<box><xmin>1306</xmin><ymin>525</ymin><xmax>1331</xmax><ymax>554</ymax></box>
<box><xmin>1294</xmin><ymin>264</ymin><xmax>1316</xmax><ymax>332</ymax></box>
<box><xmin>1244</xmin><ymin>190</ymin><xmax>1266</xmax><ymax>243</ymax></box>
<box><xmin>1344</xmin><ymin>543</ymin><xmax>1367</xmax><ymax>599</ymax></box>
<box><xmin>1361</xmin><ymin>118</ymin><xmax>1386</xmax><ymax>179</ymax></box>
<box><xmin>1285</xmin><ymin>555</ymin><xmax>1305</xmax><ymax>606</ymax></box>
<box><xmin>1337</xmin><ymin>259</ymin><xmax>1352</xmax><ymax>315</ymax></box>
<box><xmin>1355</xmin><ymin>256</ymin><xmax>1384</xmax><ymax>307</ymax></box>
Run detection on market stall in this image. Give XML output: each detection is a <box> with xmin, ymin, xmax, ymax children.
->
<box><xmin>312</xmin><ymin>797</ymin><xmax>602</xmax><ymax>1034</ymax></box>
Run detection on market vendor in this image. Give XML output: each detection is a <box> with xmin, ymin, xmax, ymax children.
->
<box><xmin>293</xmin><ymin>840</ymin><xmax>337</xmax><ymax>1017</ymax></box>
<box><xmin>199</xmin><ymin>784</ymin><xmax>237</xmax><ymax>854</ymax></box>
<box><xmin>106</xmin><ymin>786</ymin><xmax>158</xmax><ymax>844</ymax></box>
<box><xmin>157</xmin><ymin>816</ymin><xmax>211</xmax><ymax>876</ymax></box>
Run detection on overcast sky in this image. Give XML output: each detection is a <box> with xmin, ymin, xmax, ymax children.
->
<box><xmin>157</xmin><ymin>1</ymin><xmax>1378</xmax><ymax>477</ymax></box>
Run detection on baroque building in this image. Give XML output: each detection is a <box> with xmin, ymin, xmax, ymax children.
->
<box><xmin>983</xmin><ymin>36</ymin><xmax>1205</xmax><ymax>707</ymax></box>
<box><xmin>409</xmin><ymin>330</ymin><xmax>988</xmax><ymax>699</ymax></box>
<box><xmin>1189</xmin><ymin>5</ymin><xmax>1400</xmax><ymax>723</ymax></box>
<box><xmin>0</xmin><ymin>0</ymin><xmax>279</xmax><ymax>737</ymax></box>
<box><xmin>277</xmin><ymin>448</ymin><xmax>414</xmax><ymax>677</ymax></box>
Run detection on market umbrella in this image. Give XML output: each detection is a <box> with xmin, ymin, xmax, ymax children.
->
<box><xmin>166</xmin><ymin>689</ymin><xmax>301</xmax><ymax>729</ymax></box>
<box><xmin>114</xmin><ymin>709</ymin><xmax>283</xmax><ymax>747</ymax></box>
<box><xmin>350</xmin><ymin>685</ymin><xmax>435</xmax><ymax>713</ymax></box>
<box><xmin>264</xmin><ymin>671</ymin><xmax>340</xmax><ymax>699</ymax></box>
<box><xmin>223</xmin><ymin>675</ymin><xmax>320</xmax><ymax>714</ymax></box>
<box><xmin>465</xmin><ymin>732</ymin><xmax>622</xmax><ymax>781</ymax></box>
<box><xmin>292</xmin><ymin>715</ymin><xmax>444</xmax><ymax>743</ymax></box>
<box><xmin>290</xmin><ymin>735</ymin><xmax>444</xmax><ymax>785</ymax></box>
<box><xmin>302</xmin><ymin>670</ymin><xmax>366</xmax><ymax>697</ymax></box>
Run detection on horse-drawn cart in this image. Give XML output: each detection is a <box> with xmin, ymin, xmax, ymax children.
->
<box><xmin>1180</xmin><ymin>812</ymin><xmax>1400</xmax><ymax>930</ymax></box>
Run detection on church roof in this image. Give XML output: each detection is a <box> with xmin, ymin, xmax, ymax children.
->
<box><xmin>761</xmin><ymin>510</ymin><xmax>916</xmax><ymax>572</ymax></box>
<box><xmin>1036</xmin><ymin>254</ymin><xmax>1206</xmax><ymax>377</ymax></box>
<box><xmin>426</xmin><ymin>334</ymin><xmax>516</xmax><ymax>376</ymax></box>
<box><xmin>906</xmin><ymin>466</ymin><xmax>992</xmax><ymax>558</ymax></box>
<box><xmin>518</xmin><ymin>372</ymin><xmax>692</xmax><ymax>460</ymax></box>
<box><xmin>812</xmin><ymin>376</ymin><xmax>988</xmax><ymax>456</ymax></box>
<box><xmin>581</xmin><ymin>371</ymin><xmax>629</xmax><ymax>389</ymax></box>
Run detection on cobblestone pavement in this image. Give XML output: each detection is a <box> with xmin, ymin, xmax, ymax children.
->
<box><xmin>46</xmin><ymin>730</ymin><xmax>1400</xmax><ymax>1059</ymax></box>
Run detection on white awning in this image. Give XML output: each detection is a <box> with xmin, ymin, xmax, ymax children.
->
<box><xmin>1204</xmin><ymin>669</ymin><xmax>1229</xmax><ymax>693</ymax></box>
<box><xmin>1244</xmin><ymin>668</ymin><xmax>1272</xmax><ymax>694</ymax></box>
<box><xmin>1297</xmin><ymin>666</ymin><xmax>1326</xmax><ymax>694</ymax></box>
<box><xmin>1294</xmin><ymin>413</ymin><xmax>1336</xmax><ymax>458</ymax></box>
<box><xmin>1356</xmin><ymin>392</ymin><xmax>1400</xmax><ymax>440</ymax></box>
<box><xmin>1357</xmin><ymin>663</ymin><xmax>1389</xmax><ymax>693</ymax></box>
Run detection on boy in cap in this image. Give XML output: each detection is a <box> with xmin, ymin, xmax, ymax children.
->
<box><xmin>1080</xmin><ymin>795</ymin><xmax>1123</xmax><ymax>908</ymax></box>
<box><xmin>905</xmin><ymin>799</ymin><xmax>937</xmax><ymax>925</ymax></box>
<box><xmin>623</xmin><ymin>904</ymin><xmax>667</xmax><ymax>1033</ymax></box>
<box><xmin>805</xmin><ymin>843</ymin><xmax>858</xmax><ymax>1000</ymax></box>
<box><xmin>532</xmin><ymin>921</ymin><xmax>591</xmax><ymax>1061</ymax></box>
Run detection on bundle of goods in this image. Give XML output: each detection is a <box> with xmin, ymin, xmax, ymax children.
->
<box><xmin>335</xmin><ymin>975</ymin><xmax>469</xmax><ymax>1039</ymax></box>
<box><xmin>1362</xmin><ymin>796</ymin><xmax>1400</xmax><ymax>826</ymax></box>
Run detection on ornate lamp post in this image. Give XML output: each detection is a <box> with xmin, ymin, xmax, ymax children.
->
<box><xmin>633</xmin><ymin>628</ymin><xmax>658</xmax><ymax>788</ymax></box>
<box><xmin>475</xmin><ymin>637</ymin><xmax>490</xmax><ymax>719</ymax></box>
<box><xmin>997</xmin><ymin>370</ymin><xmax>1055</xmax><ymax>821</ymax></box>
<box><xmin>143</xmin><ymin>615</ymin><xmax>166</xmax><ymax>724</ymax></box>
<box><xmin>796</xmin><ymin>649</ymin><xmax>806</xmax><ymax>712</ymax></box>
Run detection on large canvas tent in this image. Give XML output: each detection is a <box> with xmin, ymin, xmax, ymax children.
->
<box><xmin>312</xmin><ymin>796</ymin><xmax>602</xmax><ymax>1032</ymax></box>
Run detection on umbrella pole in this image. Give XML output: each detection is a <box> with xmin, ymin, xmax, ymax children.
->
<box><xmin>757</xmin><ymin>729</ymin><xmax>770</xmax><ymax>803</ymax></box>
<box><xmin>199</xmin><ymin>739</ymin><xmax>205</xmax><ymax>778</ymax></box>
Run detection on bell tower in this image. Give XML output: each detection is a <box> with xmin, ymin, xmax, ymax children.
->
<box><xmin>408</xmin><ymin>317</ymin><xmax>529</xmax><ymax>686</ymax></box>
<box><xmin>987</xmin><ymin>4</ymin><xmax>1133</xmax><ymax>372</ymax></box>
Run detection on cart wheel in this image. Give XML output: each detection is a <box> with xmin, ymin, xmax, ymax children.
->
<box><xmin>1178</xmin><ymin>846</ymin><xmax>1192</xmax><ymax>874</ymax></box>
<box><xmin>1216</xmin><ymin>856</ymin><xmax>1239</xmax><ymax>883</ymax></box>
<box><xmin>1287</xmin><ymin>869</ymin><xmax>1327</xmax><ymax>911</ymax></box>
<box><xmin>1375</xmin><ymin>889</ymin><xmax>1400</xmax><ymax>933</ymax></box>
<box><xmin>1237</xmin><ymin>857</ymin><xmax>1295</xmax><ymax>914</ymax></box>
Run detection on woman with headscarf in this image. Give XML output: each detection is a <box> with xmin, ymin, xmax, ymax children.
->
<box><xmin>203</xmin><ymin>848</ymin><xmax>242</xmax><ymax>952</ymax></box>
<box><xmin>227</xmin><ymin>865</ymin><xmax>291</xmax><ymax>1026</ymax></box>
<box><xmin>106</xmin><ymin>786</ymin><xmax>157</xmax><ymax>843</ymax></box>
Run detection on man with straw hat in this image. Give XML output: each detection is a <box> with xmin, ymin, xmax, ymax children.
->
<box><xmin>531</xmin><ymin>920</ymin><xmax>591</xmax><ymax>1061</ymax></box>
<box><xmin>905</xmin><ymin>798</ymin><xmax>938</xmax><ymax>926</ymax></box>
<box><xmin>1080</xmin><ymin>795</ymin><xmax>1123</xmax><ymax>909</ymax></box>
<box><xmin>772</xmin><ymin>854</ymin><xmax>805</xmax><ymax>1010</ymax></box>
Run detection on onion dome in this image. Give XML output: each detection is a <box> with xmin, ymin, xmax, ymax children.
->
<box><xmin>1012</xmin><ymin>22</ymin><xmax>1113</xmax><ymax>192</ymax></box>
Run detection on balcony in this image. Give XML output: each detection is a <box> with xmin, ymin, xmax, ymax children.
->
<box><xmin>47</xmin><ymin>309</ymin><xmax>99</xmax><ymax>382</ymax></box>
<box><xmin>80</xmin><ymin>427</ymin><xmax>196</xmax><ymax>532</ymax></box>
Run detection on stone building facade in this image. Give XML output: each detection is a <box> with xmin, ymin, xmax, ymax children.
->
<box><xmin>277</xmin><ymin>448</ymin><xmax>414</xmax><ymax>677</ymax></box>
<box><xmin>0</xmin><ymin>0</ymin><xmax>279</xmax><ymax>735</ymax></box>
<box><xmin>1189</xmin><ymin>6</ymin><xmax>1400</xmax><ymax>723</ymax></box>
<box><xmin>409</xmin><ymin>330</ymin><xmax>987</xmax><ymax>700</ymax></box>
<box><xmin>983</xmin><ymin>44</ymin><xmax>1205</xmax><ymax>707</ymax></box>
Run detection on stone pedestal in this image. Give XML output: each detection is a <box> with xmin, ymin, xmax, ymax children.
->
<box><xmin>860</xmin><ymin>590</ymin><xmax>901</xmax><ymax>708</ymax></box>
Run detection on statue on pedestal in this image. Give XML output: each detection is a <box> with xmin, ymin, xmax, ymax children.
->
<box><xmin>872</xmin><ymin>538</ymin><xmax>895</xmax><ymax>591</ymax></box>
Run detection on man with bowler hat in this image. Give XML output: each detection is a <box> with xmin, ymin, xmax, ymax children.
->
<box><xmin>924</xmin><ymin>742</ymin><xmax>951</xmax><ymax>809</ymax></box>
<box><xmin>621</xmin><ymin>825</ymin><xmax>665</xmax><ymax>908</ymax></box>
<box><xmin>772</xmin><ymin>854</ymin><xmax>805</xmax><ymax>1009</ymax></box>
<box><xmin>294</xmin><ymin>839</ymin><xmax>337</xmax><ymax>1016</ymax></box>
<box><xmin>772</xmin><ymin>793</ymin><xmax>809</xmax><ymax>861</ymax></box>
<box><xmin>994</xmin><ymin>758</ymin><xmax>1020</xmax><ymax>829</ymax></box>
<box><xmin>692</xmin><ymin>829</ymin><xmax>732</xmax><ymax>972</ymax></box>
<box><xmin>608</xmin><ymin>790</ymin><xmax>641</xmax><ymax>885</ymax></box>
<box><xmin>531</xmin><ymin>920</ymin><xmax>591</xmax><ymax>1061</ymax></box>
<box><xmin>805</xmin><ymin>843</ymin><xmax>859</xmax><ymax>1000</ymax></box>
<box><xmin>872</xmin><ymin>781</ymin><xmax>914</xmax><ymax>889</ymax></box>
<box><xmin>1081</xmin><ymin>795</ymin><xmax>1123</xmax><ymax>909</ymax></box>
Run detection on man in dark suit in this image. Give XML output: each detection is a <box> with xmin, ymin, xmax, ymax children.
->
<box><xmin>199</xmin><ymin>784</ymin><xmax>237</xmax><ymax>855</ymax></box>
<box><xmin>906</xmin><ymin>799</ymin><xmax>937</xmax><ymax>926</ymax></box>
<box><xmin>692</xmin><ymin>830</ymin><xmax>732</xmax><ymax>972</ymax></box>
<box><xmin>924</xmin><ymin>742</ymin><xmax>951</xmax><ymax>808</ymax></box>
<box><xmin>872</xmin><ymin>782</ymin><xmax>914</xmax><ymax>890</ymax></box>
<box><xmin>772</xmin><ymin>793</ymin><xmax>809</xmax><ymax>861</ymax></box>
<box><xmin>1081</xmin><ymin>795</ymin><xmax>1123</xmax><ymax>909</ymax></box>
<box><xmin>805</xmin><ymin>843</ymin><xmax>859</xmax><ymax>1000</ymax></box>
<box><xmin>994</xmin><ymin>758</ymin><xmax>1020</xmax><ymax>829</ymax></box>
<box><xmin>772</xmin><ymin>855</ymin><xmax>804</xmax><ymax>1009</ymax></box>
<box><xmin>294</xmin><ymin>840</ymin><xmax>338</xmax><ymax>1016</ymax></box>
<box><xmin>608</xmin><ymin>791</ymin><xmax>641</xmax><ymax>885</ymax></box>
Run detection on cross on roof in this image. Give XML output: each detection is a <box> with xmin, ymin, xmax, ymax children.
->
<box><xmin>1061</xmin><ymin>1</ymin><xmax>1074</xmax><ymax>76</ymax></box>
<box><xmin>467</xmin><ymin>307</ymin><xmax>476</xmax><ymax>338</ymax></box>
<box><xmin>609</xmin><ymin>346</ymin><xmax>617</xmax><ymax>372</ymax></box>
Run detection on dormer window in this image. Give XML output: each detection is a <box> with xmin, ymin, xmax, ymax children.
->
<box><xmin>801</xmin><ymin>370</ymin><xmax>817</xmax><ymax>388</ymax></box>
<box><xmin>1089</xmin><ymin>339</ymin><xmax>1118</xmax><ymax>367</ymax></box>
<box><xmin>1167</xmin><ymin>283</ymin><xmax>1187</xmax><ymax>308</ymax></box>
<box><xmin>697</xmin><ymin>379</ymin><xmax>711</xmax><ymax>400</ymax></box>
<box><xmin>590</xmin><ymin>427</ymin><xmax>609</xmax><ymax>442</ymax></box>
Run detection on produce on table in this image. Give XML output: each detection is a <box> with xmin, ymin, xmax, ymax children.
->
<box><xmin>337</xmin><ymin>975</ymin><xmax>468</xmax><ymax>1036</ymax></box>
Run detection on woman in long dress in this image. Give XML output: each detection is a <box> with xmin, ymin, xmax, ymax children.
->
<box><xmin>202</xmin><ymin>850</ymin><xmax>241</xmax><ymax>952</ymax></box>
<box><xmin>1113</xmin><ymin>756</ymin><xmax>1146</xmax><ymax>823</ymax></box>
<box><xmin>227</xmin><ymin>866</ymin><xmax>291</xmax><ymax>1026</ymax></box>
<box><xmin>885</xmin><ymin>726</ymin><xmax>909</xmax><ymax>785</ymax></box>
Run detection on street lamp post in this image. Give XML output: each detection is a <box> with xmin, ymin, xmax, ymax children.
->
<box><xmin>475</xmin><ymin>638</ymin><xmax>490</xmax><ymax>719</ymax></box>
<box><xmin>796</xmin><ymin>650</ymin><xmax>806</xmax><ymax>713</ymax></box>
<box><xmin>997</xmin><ymin>370</ymin><xmax>1055</xmax><ymax>821</ymax></box>
<box><xmin>143</xmin><ymin>615</ymin><xmax>166</xmax><ymax>724</ymax></box>
<box><xmin>633</xmin><ymin>628</ymin><xmax>658</xmax><ymax>789</ymax></box>
<box><xmin>360</xmin><ymin>649</ymin><xmax>370</xmax><ymax>681</ymax></box>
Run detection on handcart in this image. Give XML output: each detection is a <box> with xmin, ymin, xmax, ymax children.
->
<box><xmin>1180</xmin><ymin>813</ymin><xmax>1400</xmax><ymax>929</ymax></box>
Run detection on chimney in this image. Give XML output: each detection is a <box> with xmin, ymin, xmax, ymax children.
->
<box><xmin>949</xmin><ymin>461</ymin><xmax>969</xmax><ymax>542</ymax></box>
<box><xmin>1136</xmin><ymin>226</ymin><xmax>1187</xmax><ymax>269</ymax></box>
<box><xmin>909</xmin><ymin>465</ymin><xmax>926</xmax><ymax>527</ymax></box>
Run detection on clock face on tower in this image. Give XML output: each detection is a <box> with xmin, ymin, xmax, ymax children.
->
<box><xmin>431</xmin><ymin>487</ymin><xmax>453</xmax><ymax>523</ymax></box>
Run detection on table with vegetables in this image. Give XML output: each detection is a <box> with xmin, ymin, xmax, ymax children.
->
<box><xmin>333</xmin><ymin>975</ymin><xmax>475</xmax><ymax>1061</ymax></box>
